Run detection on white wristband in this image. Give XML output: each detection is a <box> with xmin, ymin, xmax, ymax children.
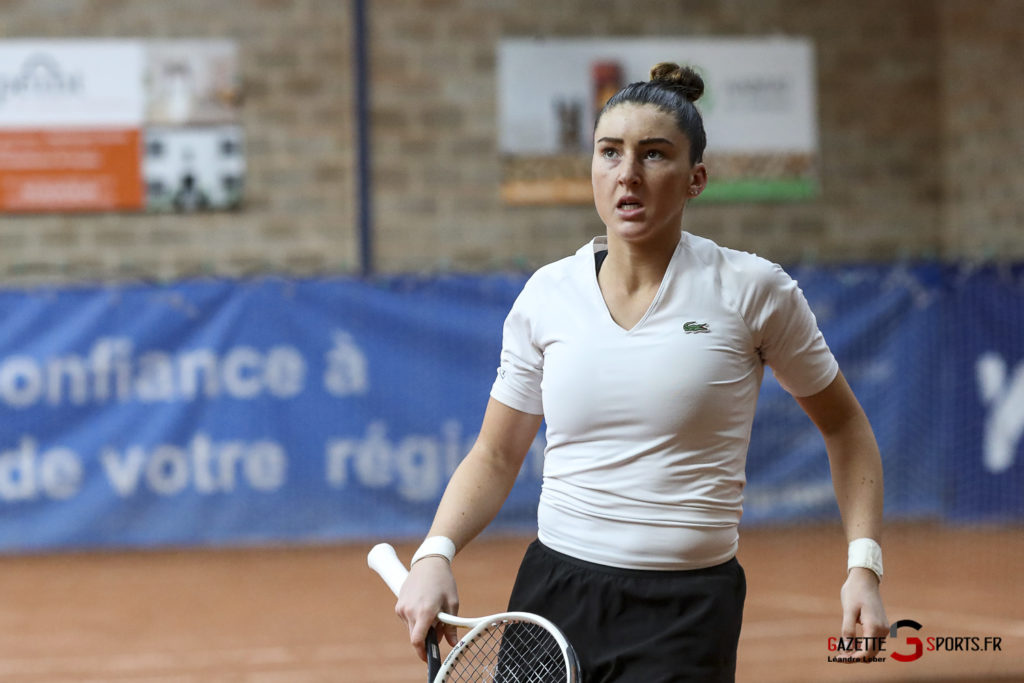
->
<box><xmin>848</xmin><ymin>538</ymin><xmax>883</xmax><ymax>582</ymax></box>
<box><xmin>411</xmin><ymin>536</ymin><xmax>456</xmax><ymax>566</ymax></box>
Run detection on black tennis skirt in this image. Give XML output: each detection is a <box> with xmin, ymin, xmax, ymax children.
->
<box><xmin>507</xmin><ymin>539</ymin><xmax>746</xmax><ymax>683</ymax></box>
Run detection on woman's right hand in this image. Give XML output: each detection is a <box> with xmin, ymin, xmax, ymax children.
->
<box><xmin>395</xmin><ymin>556</ymin><xmax>460</xmax><ymax>661</ymax></box>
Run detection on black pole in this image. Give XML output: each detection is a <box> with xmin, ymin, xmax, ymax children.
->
<box><xmin>352</xmin><ymin>0</ymin><xmax>373</xmax><ymax>276</ymax></box>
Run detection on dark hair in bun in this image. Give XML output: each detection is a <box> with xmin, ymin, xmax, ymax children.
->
<box><xmin>649</xmin><ymin>62</ymin><xmax>704</xmax><ymax>102</ymax></box>
<box><xmin>595</xmin><ymin>62</ymin><xmax>707</xmax><ymax>164</ymax></box>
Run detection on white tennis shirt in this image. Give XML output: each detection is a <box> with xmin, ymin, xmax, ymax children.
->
<box><xmin>490</xmin><ymin>233</ymin><xmax>838</xmax><ymax>570</ymax></box>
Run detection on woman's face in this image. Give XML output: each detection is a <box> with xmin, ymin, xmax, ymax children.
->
<box><xmin>592</xmin><ymin>103</ymin><xmax>705</xmax><ymax>247</ymax></box>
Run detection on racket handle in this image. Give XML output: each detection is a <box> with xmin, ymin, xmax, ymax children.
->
<box><xmin>367</xmin><ymin>543</ymin><xmax>410</xmax><ymax>597</ymax></box>
<box><xmin>425</xmin><ymin>628</ymin><xmax>441</xmax><ymax>681</ymax></box>
<box><xmin>370</xmin><ymin>543</ymin><xmax>444</xmax><ymax>681</ymax></box>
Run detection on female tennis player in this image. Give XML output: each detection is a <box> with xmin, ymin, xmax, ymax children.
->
<box><xmin>395</xmin><ymin>62</ymin><xmax>888</xmax><ymax>681</ymax></box>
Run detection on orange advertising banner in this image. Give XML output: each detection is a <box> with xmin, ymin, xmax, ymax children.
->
<box><xmin>0</xmin><ymin>128</ymin><xmax>143</xmax><ymax>212</ymax></box>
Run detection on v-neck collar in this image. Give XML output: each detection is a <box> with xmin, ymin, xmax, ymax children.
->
<box><xmin>585</xmin><ymin>235</ymin><xmax>683</xmax><ymax>334</ymax></box>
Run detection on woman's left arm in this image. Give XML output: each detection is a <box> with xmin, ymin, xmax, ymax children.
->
<box><xmin>795</xmin><ymin>370</ymin><xmax>889</xmax><ymax>660</ymax></box>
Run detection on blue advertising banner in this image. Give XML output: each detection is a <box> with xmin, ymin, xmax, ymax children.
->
<box><xmin>942</xmin><ymin>264</ymin><xmax>1024</xmax><ymax>521</ymax></box>
<box><xmin>0</xmin><ymin>264</ymin><xmax>1020</xmax><ymax>553</ymax></box>
<box><xmin>0</xmin><ymin>276</ymin><xmax>537</xmax><ymax>552</ymax></box>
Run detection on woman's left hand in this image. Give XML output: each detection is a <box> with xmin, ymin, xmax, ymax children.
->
<box><xmin>838</xmin><ymin>567</ymin><xmax>888</xmax><ymax>661</ymax></box>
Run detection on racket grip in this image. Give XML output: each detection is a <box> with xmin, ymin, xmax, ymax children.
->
<box><xmin>425</xmin><ymin>628</ymin><xmax>441</xmax><ymax>681</ymax></box>
<box><xmin>367</xmin><ymin>543</ymin><xmax>410</xmax><ymax>597</ymax></box>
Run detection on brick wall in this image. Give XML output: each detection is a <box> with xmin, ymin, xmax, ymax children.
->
<box><xmin>940</xmin><ymin>0</ymin><xmax>1024</xmax><ymax>261</ymax></box>
<box><xmin>0</xmin><ymin>0</ymin><xmax>358</xmax><ymax>285</ymax></box>
<box><xmin>0</xmin><ymin>0</ymin><xmax>1018</xmax><ymax>286</ymax></box>
<box><xmin>366</xmin><ymin>0</ymin><xmax>946</xmax><ymax>272</ymax></box>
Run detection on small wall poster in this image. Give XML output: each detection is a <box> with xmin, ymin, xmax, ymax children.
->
<box><xmin>0</xmin><ymin>39</ymin><xmax>242</xmax><ymax>213</ymax></box>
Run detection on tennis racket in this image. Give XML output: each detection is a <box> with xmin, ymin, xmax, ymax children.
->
<box><xmin>368</xmin><ymin>543</ymin><xmax>582</xmax><ymax>683</ymax></box>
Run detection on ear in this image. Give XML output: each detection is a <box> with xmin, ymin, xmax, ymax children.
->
<box><xmin>687</xmin><ymin>163</ymin><xmax>708</xmax><ymax>200</ymax></box>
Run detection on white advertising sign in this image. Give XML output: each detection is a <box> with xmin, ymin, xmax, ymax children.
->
<box><xmin>0</xmin><ymin>40</ymin><xmax>145</xmax><ymax>129</ymax></box>
<box><xmin>0</xmin><ymin>39</ymin><xmax>242</xmax><ymax>213</ymax></box>
<box><xmin>498</xmin><ymin>37</ymin><xmax>818</xmax><ymax>203</ymax></box>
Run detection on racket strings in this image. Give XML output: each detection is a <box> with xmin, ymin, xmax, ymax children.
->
<box><xmin>442</xmin><ymin>620</ymin><xmax>566</xmax><ymax>682</ymax></box>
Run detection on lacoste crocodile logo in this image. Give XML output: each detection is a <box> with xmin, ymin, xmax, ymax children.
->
<box><xmin>683</xmin><ymin>321</ymin><xmax>710</xmax><ymax>334</ymax></box>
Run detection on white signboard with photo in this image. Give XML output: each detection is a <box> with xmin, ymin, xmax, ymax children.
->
<box><xmin>498</xmin><ymin>37</ymin><xmax>818</xmax><ymax>204</ymax></box>
<box><xmin>0</xmin><ymin>39</ymin><xmax>242</xmax><ymax>213</ymax></box>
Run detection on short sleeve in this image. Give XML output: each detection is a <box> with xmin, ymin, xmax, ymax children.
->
<box><xmin>749</xmin><ymin>264</ymin><xmax>838</xmax><ymax>398</ymax></box>
<box><xmin>490</xmin><ymin>282</ymin><xmax>545</xmax><ymax>414</ymax></box>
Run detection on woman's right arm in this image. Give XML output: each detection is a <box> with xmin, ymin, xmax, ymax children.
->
<box><xmin>395</xmin><ymin>397</ymin><xmax>543</xmax><ymax>660</ymax></box>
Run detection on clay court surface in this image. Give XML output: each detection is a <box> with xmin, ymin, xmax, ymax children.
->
<box><xmin>1</xmin><ymin>523</ymin><xmax>1021</xmax><ymax>682</ymax></box>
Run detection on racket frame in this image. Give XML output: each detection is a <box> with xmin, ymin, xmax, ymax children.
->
<box><xmin>367</xmin><ymin>543</ymin><xmax>581</xmax><ymax>683</ymax></box>
<box><xmin>436</xmin><ymin>609</ymin><xmax>579</xmax><ymax>682</ymax></box>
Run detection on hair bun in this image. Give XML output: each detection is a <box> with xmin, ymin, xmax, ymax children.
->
<box><xmin>649</xmin><ymin>62</ymin><xmax>704</xmax><ymax>103</ymax></box>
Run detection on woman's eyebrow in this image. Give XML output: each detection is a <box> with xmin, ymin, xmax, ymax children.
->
<box><xmin>638</xmin><ymin>137</ymin><xmax>675</xmax><ymax>146</ymax></box>
<box><xmin>595</xmin><ymin>136</ymin><xmax>675</xmax><ymax>146</ymax></box>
